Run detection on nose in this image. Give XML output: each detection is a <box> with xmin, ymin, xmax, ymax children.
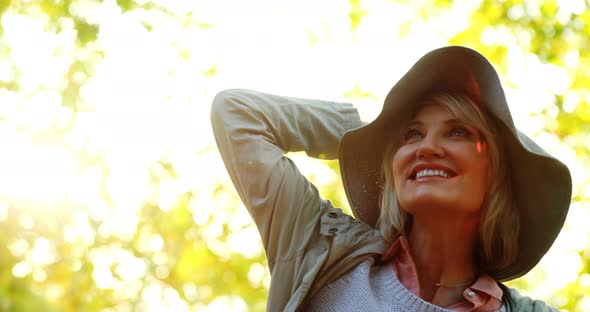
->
<box><xmin>415</xmin><ymin>135</ymin><xmax>445</xmax><ymax>159</ymax></box>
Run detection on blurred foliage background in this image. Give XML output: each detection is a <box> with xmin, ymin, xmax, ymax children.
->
<box><xmin>0</xmin><ymin>0</ymin><xmax>589</xmax><ymax>311</ymax></box>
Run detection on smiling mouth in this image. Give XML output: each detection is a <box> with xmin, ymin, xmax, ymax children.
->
<box><xmin>409</xmin><ymin>167</ymin><xmax>457</xmax><ymax>180</ymax></box>
<box><xmin>416</xmin><ymin>169</ymin><xmax>450</xmax><ymax>178</ymax></box>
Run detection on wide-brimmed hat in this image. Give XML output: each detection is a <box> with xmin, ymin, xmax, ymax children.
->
<box><xmin>339</xmin><ymin>46</ymin><xmax>572</xmax><ymax>281</ymax></box>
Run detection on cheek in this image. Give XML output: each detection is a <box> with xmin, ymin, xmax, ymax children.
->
<box><xmin>469</xmin><ymin>156</ymin><xmax>491</xmax><ymax>191</ymax></box>
<box><xmin>391</xmin><ymin>149</ymin><xmax>407</xmax><ymax>186</ymax></box>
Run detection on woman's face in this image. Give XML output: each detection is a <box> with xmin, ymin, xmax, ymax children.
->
<box><xmin>392</xmin><ymin>103</ymin><xmax>490</xmax><ymax>216</ymax></box>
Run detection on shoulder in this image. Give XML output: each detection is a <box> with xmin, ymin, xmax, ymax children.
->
<box><xmin>505</xmin><ymin>287</ymin><xmax>559</xmax><ymax>312</ymax></box>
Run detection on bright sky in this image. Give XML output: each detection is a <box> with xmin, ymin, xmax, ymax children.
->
<box><xmin>0</xmin><ymin>0</ymin><xmax>588</xmax><ymax>310</ymax></box>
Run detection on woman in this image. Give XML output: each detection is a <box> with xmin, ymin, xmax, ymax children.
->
<box><xmin>211</xmin><ymin>46</ymin><xmax>571</xmax><ymax>311</ymax></box>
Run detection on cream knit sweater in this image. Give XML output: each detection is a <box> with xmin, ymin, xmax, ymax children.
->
<box><xmin>307</xmin><ymin>258</ymin><xmax>506</xmax><ymax>312</ymax></box>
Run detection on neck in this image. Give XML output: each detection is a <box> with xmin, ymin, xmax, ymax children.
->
<box><xmin>407</xmin><ymin>211</ymin><xmax>479</xmax><ymax>305</ymax></box>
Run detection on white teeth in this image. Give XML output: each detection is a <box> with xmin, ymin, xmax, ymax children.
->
<box><xmin>416</xmin><ymin>169</ymin><xmax>449</xmax><ymax>179</ymax></box>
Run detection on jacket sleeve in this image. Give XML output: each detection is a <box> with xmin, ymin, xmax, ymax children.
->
<box><xmin>506</xmin><ymin>287</ymin><xmax>560</xmax><ymax>312</ymax></box>
<box><xmin>210</xmin><ymin>89</ymin><xmax>362</xmax><ymax>269</ymax></box>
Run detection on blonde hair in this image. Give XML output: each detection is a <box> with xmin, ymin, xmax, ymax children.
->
<box><xmin>377</xmin><ymin>92</ymin><xmax>520</xmax><ymax>271</ymax></box>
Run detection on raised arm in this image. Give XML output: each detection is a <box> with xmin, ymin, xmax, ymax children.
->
<box><xmin>210</xmin><ymin>89</ymin><xmax>361</xmax><ymax>269</ymax></box>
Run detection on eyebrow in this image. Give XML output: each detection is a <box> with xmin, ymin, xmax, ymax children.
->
<box><xmin>404</xmin><ymin>118</ymin><xmax>466</xmax><ymax>128</ymax></box>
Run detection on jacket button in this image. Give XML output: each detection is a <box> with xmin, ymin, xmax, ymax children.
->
<box><xmin>329</xmin><ymin>228</ymin><xmax>338</xmax><ymax>234</ymax></box>
<box><xmin>327</xmin><ymin>212</ymin><xmax>338</xmax><ymax>218</ymax></box>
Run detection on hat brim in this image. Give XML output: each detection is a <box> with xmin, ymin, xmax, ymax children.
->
<box><xmin>339</xmin><ymin>46</ymin><xmax>572</xmax><ymax>281</ymax></box>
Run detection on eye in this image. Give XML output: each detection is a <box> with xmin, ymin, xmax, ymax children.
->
<box><xmin>448</xmin><ymin>126</ymin><xmax>473</xmax><ymax>138</ymax></box>
<box><xmin>402</xmin><ymin>128</ymin><xmax>423</xmax><ymax>143</ymax></box>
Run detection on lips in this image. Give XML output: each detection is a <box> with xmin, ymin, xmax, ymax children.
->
<box><xmin>408</xmin><ymin>163</ymin><xmax>457</xmax><ymax>180</ymax></box>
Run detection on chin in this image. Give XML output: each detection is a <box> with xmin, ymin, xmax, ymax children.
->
<box><xmin>399</xmin><ymin>195</ymin><xmax>480</xmax><ymax>215</ymax></box>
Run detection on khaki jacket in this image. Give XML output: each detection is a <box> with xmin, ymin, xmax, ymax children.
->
<box><xmin>211</xmin><ymin>89</ymin><xmax>557</xmax><ymax>312</ymax></box>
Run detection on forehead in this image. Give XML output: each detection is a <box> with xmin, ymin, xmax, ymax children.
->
<box><xmin>411</xmin><ymin>103</ymin><xmax>455</xmax><ymax>122</ymax></box>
